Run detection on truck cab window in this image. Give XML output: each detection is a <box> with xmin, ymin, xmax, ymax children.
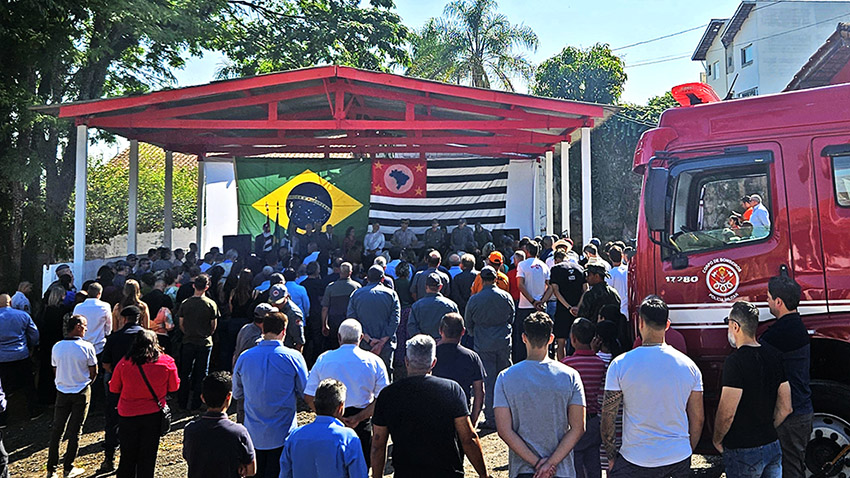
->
<box><xmin>834</xmin><ymin>155</ymin><xmax>850</xmax><ymax>207</ymax></box>
<box><xmin>669</xmin><ymin>165</ymin><xmax>771</xmax><ymax>254</ymax></box>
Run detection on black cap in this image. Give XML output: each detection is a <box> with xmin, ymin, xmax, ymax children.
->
<box><xmin>425</xmin><ymin>272</ymin><xmax>442</xmax><ymax>287</ymax></box>
<box><xmin>121</xmin><ymin>305</ymin><xmax>141</xmax><ymax>318</ymax></box>
<box><xmin>479</xmin><ymin>266</ymin><xmax>497</xmax><ymax>281</ymax></box>
<box><xmin>367</xmin><ymin>265</ymin><xmax>385</xmax><ymax>282</ymax></box>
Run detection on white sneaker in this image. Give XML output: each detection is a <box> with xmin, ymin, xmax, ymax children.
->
<box><xmin>46</xmin><ymin>471</ymin><xmax>59</xmax><ymax>478</ymax></box>
<box><xmin>65</xmin><ymin>467</ymin><xmax>85</xmax><ymax>478</ymax></box>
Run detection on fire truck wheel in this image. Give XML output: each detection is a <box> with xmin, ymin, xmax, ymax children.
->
<box><xmin>807</xmin><ymin>380</ymin><xmax>850</xmax><ymax>477</ymax></box>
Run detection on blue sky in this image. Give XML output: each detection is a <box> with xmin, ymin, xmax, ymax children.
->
<box><xmin>175</xmin><ymin>0</ymin><xmax>742</xmax><ymax>103</ymax></box>
<box><xmin>93</xmin><ymin>0</ymin><xmax>742</xmax><ymax>159</ymax></box>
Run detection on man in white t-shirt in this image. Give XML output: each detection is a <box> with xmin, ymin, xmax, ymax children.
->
<box><xmin>602</xmin><ymin>297</ymin><xmax>704</xmax><ymax>478</ymax></box>
<box><xmin>514</xmin><ymin>241</ymin><xmax>550</xmax><ymax>362</ymax></box>
<box><xmin>607</xmin><ymin>247</ymin><xmax>629</xmax><ymax>317</ymax></box>
<box><xmin>73</xmin><ymin>282</ymin><xmax>112</xmax><ymax>356</ymax></box>
<box><xmin>47</xmin><ymin>315</ymin><xmax>98</xmax><ymax>478</ymax></box>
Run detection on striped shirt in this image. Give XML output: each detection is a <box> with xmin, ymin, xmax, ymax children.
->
<box><xmin>561</xmin><ymin>349</ymin><xmax>606</xmax><ymax>415</ymax></box>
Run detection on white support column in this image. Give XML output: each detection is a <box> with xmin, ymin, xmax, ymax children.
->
<box><xmin>74</xmin><ymin>125</ymin><xmax>88</xmax><ymax>283</ymax></box>
<box><xmin>532</xmin><ymin>159</ymin><xmax>540</xmax><ymax>236</ymax></box>
<box><xmin>543</xmin><ymin>151</ymin><xmax>555</xmax><ymax>234</ymax></box>
<box><xmin>128</xmin><ymin>140</ymin><xmax>139</xmax><ymax>254</ymax></box>
<box><xmin>561</xmin><ymin>141</ymin><xmax>570</xmax><ymax>237</ymax></box>
<box><xmin>196</xmin><ymin>155</ymin><xmax>205</xmax><ymax>252</ymax></box>
<box><xmin>544</xmin><ymin>150</ymin><xmax>554</xmax><ymax>234</ymax></box>
<box><xmin>163</xmin><ymin>150</ymin><xmax>174</xmax><ymax>248</ymax></box>
<box><xmin>581</xmin><ymin>127</ymin><xmax>593</xmax><ymax>243</ymax></box>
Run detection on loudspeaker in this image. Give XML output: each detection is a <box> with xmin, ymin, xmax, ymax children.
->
<box><xmin>223</xmin><ymin>234</ymin><xmax>252</xmax><ymax>260</ymax></box>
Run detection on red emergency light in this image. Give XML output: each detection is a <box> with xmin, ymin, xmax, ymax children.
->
<box><xmin>671</xmin><ymin>83</ymin><xmax>721</xmax><ymax>107</ymax></box>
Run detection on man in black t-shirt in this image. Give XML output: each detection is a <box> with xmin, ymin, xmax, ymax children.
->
<box><xmin>432</xmin><ymin>313</ymin><xmax>486</xmax><ymax>426</ymax></box>
<box><xmin>713</xmin><ymin>301</ymin><xmax>792</xmax><ymax>478</ymax></box>
<box><xmin>546</xmin><ymin>250</ymin><xmax>587</xmax><ymax>360</ymax></box>
<box><xmin>371</xmin><ymin>334</ymin><xmax>491</xmax><ymax>478</ymax></box>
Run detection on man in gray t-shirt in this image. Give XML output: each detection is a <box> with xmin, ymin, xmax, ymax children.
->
<box><xmin>494</xmin><ymin>312</ymin><xmax>586</xmax><ymax>478</ymax></box>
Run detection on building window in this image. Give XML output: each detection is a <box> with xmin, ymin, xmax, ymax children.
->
<box><xmin>712</xmin><ymin>61</ymin><xmax>720</xmax><ymax>80</ymax></box>
<box><xmin>738</xmin><ymin>87</ymin><xmax>758</xmax><ymax>98</ymax></box>
<box><xmin>833</xmin><ymin>155</ymin><xmax>850</xmax><ymax>207</ymax></box>
<box><xmin>741</xmin><ymin>44</ymin><xmax>753</xmax><ymax>67</ymax></box>
<box><xmin>726</xmin><ymin>46</ymin><xmax>734</xmax><ymax>74</ymax></box>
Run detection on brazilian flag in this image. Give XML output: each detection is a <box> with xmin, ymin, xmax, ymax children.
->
<box><xmin>235</xmin><ymin>158</ymin><xmax>371</xmax><ymax>237</ymax></box>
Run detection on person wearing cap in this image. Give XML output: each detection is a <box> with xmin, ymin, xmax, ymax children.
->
<box><xmin>514</xmin><ymin>241</ymin><xmax>551</xmax><ymax>363</ymax></box>
<box><xmin>233</xmin><ymin>311</ymin><xmax>308</xmax><ymax>478</ymax></box>
<box><xmin>409</xmin><ymin>250</ymin><xmax>451</xmax><ymax>301</ymax></box>
<box><xmin>231</xmin><ymin>303</ymin><xmax>277</xmax><ymax>424</ymax></box>
<box><xmin>450</xmin><ymin>218</ymin><xmax>475</xmax><ymax>253</ymax></box>
<box><xmin>304</xmin><ymin>319</ymin><xmax>389</xmax><ymax>466</ymax></box>
<box><xmin>449</xmin><ymin>254</ymin><xmax>478</xmax><ymax>316</ymax></box>
<box><xmin>391</xmin><ymin>219</ymin><xmax>419</xmax><ymax>250</ymax></box>
<box><xmin>177</xmin><ymin>274</ymin><xmax>221</xmax><ymax>411</ymax></box>
<box><xmin>99</xmin><ymin>304</ymin><xmax>145</xmax><ymax>474</ymax></box>
<box><xmin>423</xmin><ymin>219</ymin><xmax>446</xmax><ymax>252</ymax></box>
<box><xmin>347</xmin><ymin>265</ymin><xmax>401</xmax><ymax>378</ymax></box>
<box><xmin>470</xmin><ymin>251</ymin><xmax>510</xmax><ymax>296</ymax></box>
<box><xmin>573</xmin><ymin>265</ymin><xmax>620</xmax><ymax>325</ymax></box>
<box><xmin>267</xmin><ymin>284</ymin><xmax>306</xmax><ymax>352</ymax></box>
<box><xmin>408</xmin><ymin>273</ymin><xmax>459</xmax><ymax>341</ymax></box>
<box><xmin>44</xmin><ymin>264</ymin><xmax>76</xmax><ymax>303</ymax></box>
<box><xmin>464</xmin><ymin>266</ymin><xmax>514</xmax><ymax>428</ymax></box>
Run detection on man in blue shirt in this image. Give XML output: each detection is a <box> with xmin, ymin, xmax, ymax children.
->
<box><xmin>0</xmin><ymin>294</ymin><xmax>39</xmax><ymax>424</ymax></box>
<box><xmin>233</xmin><ymin>311</ymin><xmax>308</xmax><ymax>478</ymax></box>
<box><xmin>281</xmin><ymin>379</ymin><xmax>367</xmax><ymax>478</ymax></box>
<box><xmin>347</xmin><ymin>266</ymin><xmax>401</xmax><ymax>379</ymax></box>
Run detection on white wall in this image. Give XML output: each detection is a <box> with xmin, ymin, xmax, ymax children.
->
<box><xmin>505</xmin><ymin>159</ymin><xmax>537</xmax><ymax>238</ymax></box>
<box><xmin>202</xmin><ymin>159</ymin><xmax>239</xmax><ymax>252</ymax></box>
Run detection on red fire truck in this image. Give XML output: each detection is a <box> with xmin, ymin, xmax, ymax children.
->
<box><xmin>631</xmin><ymin>82</ymin><xmax>850</xmax><ymax>474</ymax></box>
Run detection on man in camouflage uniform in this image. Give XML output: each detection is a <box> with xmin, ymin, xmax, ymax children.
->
<box><xmin>573</xmin><ymin>264</ymin><xmax>621</xmax><ymax>322</ymax></box>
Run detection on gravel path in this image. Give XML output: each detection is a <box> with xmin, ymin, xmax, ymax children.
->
<box><xmin>7</xmin><ymin>400</ymin><xmax>722</xmax><ymax>477</ymax></box>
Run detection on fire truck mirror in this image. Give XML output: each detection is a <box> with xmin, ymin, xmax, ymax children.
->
<box><xmin>645</xmin><ymin>167</ymin><xmax>669</xmax><ymax>231</ymax></box>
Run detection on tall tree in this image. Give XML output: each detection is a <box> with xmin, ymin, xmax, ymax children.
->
<box><xmin>534</xmin><ymin>43</ymin><xmax>627</xmax><ymax>104</ymax></box>
<box><xmin>407</xmin><ymin>0</ymin><xmax>538</xmax><ymax>91</ymax></box>
<box><xmin>533</xmin><ymin>44</ymin><xmax>678</xmax><ymax>243</ymax></box>
<box><xmin>0</xmin><ymin>0</ymin><xmax>410</xmax><ymax>292</ymax></box>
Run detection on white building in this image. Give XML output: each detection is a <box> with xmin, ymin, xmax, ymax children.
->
<box><xmin>692</xmin><ymin>0</ymin><xmax>850</xmax><ymax>98</ymax></box>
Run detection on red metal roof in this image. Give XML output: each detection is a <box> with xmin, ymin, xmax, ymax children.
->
<box><xmin>785</xmin><ymin>23</ymin><xmax>850</xmax><ymax>92</ymax></box>
<box><xmin>35</xmin><ymin>65</ymin><xmax>615</xmax><ymax>159</ymax></box>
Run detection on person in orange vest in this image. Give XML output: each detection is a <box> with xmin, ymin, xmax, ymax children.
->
<box><xmin>470</xmin><ymin>252</ymin><xmax>510</xmax><ymax>295</ymax></box>
<box><xmin>740</xmin><ymin>195</ymin><xmax>754</xmax><ymax>221</ymax></box>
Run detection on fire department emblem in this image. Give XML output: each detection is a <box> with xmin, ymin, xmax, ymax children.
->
<box><xmin>703</xmin><ymin>258</ymin><xmax>742</xmax><ymax>301</ymax></box>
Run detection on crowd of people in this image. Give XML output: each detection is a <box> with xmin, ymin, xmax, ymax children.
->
<box><xmin>0</xmin><ymin>220</ymin><xmax>813</xmax><ymax>478</ymax></box>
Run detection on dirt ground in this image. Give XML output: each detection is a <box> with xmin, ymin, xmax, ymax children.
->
<box><xmin>7</xmin><ymin>400</ymin><xmax>722</xmax><ymax>478</ymax></box>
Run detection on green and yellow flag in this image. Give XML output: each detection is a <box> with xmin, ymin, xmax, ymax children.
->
<box><xmin>236</xmin><ymin>158</ymin><xmax>371</xmax><ymax>237</ymax></box>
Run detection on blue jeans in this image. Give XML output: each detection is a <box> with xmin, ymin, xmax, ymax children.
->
<box><xmin>178</xmin><ymin>343</ymin><xmax>211</xmax><ymax>409</ymax></box>
<box><xmin>723</xmin><ymin>440</ymin><xmax>782</xmax><ymax>478</ymax></box>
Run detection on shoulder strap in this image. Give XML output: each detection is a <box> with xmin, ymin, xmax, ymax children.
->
<box><xmin>136</xmin><ymin>363</ymin><xmax>165</xmax><ymax>409</ymax></box>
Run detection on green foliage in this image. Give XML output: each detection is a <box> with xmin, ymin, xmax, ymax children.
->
<box><xmin>215</xmin><ymin>0</ymin><xmax>410</xmax><ymax>77</ymax></box>
<box><xmin>534</xmin><ymin>42</ymin><xmax>677</xmax><ymax>243</ymax></box>
<box><xmin>407</xmin><ymin>0</ymin><xmax>538</xmax><ymax>91</ymax></box>
<box><xmin>533</xmin><ymin>43</ymin><xmax>627</xmax><ymax>104</ymax></box>
<box><xmin>86</xmin><ymin>157</ymin><xmax>198</xmax><ymax>244</ymax></box>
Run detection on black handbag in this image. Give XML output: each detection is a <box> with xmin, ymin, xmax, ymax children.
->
<box><xmin>136</xmin><ymin>363</ymin><xmax>172</xmax><ymax>436</ymax></box>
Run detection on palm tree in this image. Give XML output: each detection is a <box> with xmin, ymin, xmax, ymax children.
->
<box><xmin>406</xmin><ymin>0</ymin><xmax>538</xmax><ymax>91</ymax></box>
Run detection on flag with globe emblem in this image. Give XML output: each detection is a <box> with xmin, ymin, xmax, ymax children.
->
<box><xmin>235</xmin><ymin>158</ymin><xmax>371</xmax><ymax>236</ymax></box>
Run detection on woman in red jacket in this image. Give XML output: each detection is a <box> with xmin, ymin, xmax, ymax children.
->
<box><xmin>109</xmin><ymin>329</ymin><xmax>179</xmax><ymax>478</ymax></box>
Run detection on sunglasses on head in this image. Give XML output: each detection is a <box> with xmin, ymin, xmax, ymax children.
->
<box><xmin>723</xmin><ymin>316</ymin><xmax>740</xmax><ymax>326</ymax></box>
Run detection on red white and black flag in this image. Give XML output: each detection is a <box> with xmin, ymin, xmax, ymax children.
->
<box><xmin>368</xmin><ymin>156</ymin><xmax>509</xmax><ymax>236</ymax></box>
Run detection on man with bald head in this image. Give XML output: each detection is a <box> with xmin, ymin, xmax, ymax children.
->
<box><xmin>305</xmin><ymin>319</ymin><xmax>389</xmax><ymax>464</ymax></box>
